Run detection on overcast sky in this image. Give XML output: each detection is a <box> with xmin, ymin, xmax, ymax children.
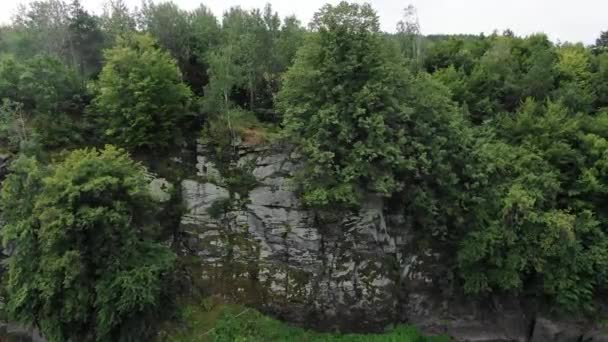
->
<box><xmin>0</xmin><ymin>0</ymin><xmax>605</xmax><ymax>44</ymax></box>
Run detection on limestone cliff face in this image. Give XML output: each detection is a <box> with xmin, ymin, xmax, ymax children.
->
<box><xmin>178</xmin><ymin>142</ymin><xmax>605</xmax><ymax>341</ymax></box>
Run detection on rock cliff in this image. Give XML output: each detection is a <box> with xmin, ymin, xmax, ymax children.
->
<box><xmin>177</xmin><ymin>141</ymin><xmax>608</xmax><ymax>341</ymax></box>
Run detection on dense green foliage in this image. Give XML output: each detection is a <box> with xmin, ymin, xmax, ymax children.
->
<box><xmin>2</xmin><ymin>0</ymin><xmax>608</xmax><ymax>340</ymax></box>
<box><xmin>457</xmin><ymin>101</ymin><xmax>608</xmax><ymax>309</ymax></box>
<box><xmin>0</xmin><ymin>146</ymin><xmax>175</xmax><ymax>341</ymax></box>
<box><xmin>93</xmin><ymin>34</ymin><xmax>192</xmax><ymax>149</ymax></box>
<box><xmin>0</xmin><ymin>54</ymin><xmax>82</xmax><ymax>148</ymax></box>
<box><xmin>278</xmin><ymin>3</ymin><xmax>469</xmax><ymax>209</ymax></box>
<box><xmin>419</xmin><ymin>33</ymin><xmax>608</xmax><ymax>310</ymax></box>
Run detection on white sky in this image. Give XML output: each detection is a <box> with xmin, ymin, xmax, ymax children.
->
<box><xmin>0</xmin><ymin>0</ymin><xmax>605</xmax><ymax>44</ymax></box>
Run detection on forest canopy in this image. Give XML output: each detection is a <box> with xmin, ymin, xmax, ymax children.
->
<box><xmin>1</xmin><ymin>0</ymin><xmax>608</xmax><ymax>340</ymax></box>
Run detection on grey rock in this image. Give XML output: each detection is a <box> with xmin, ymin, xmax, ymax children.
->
<box><xmin>530</xmin><ymin>318</ymin><xmax>583</xmax><ymax>342</ymax></box>
<box><xmin>180</xmin><ymin>180</ymin><xmax>230</xmax><ymax>232</ymax></box>
<box><xmin>149</xmin><ymin>178</ymin><xmax>173</xmax><ymax>203</ymax></box>
<box><xmin>448</xmin><ymin>323</ymin><xmax>514</xmax><ymax>342</ymax></box>
<box><xmin>180</xmin><ymin>144</ymin><xmax>403</xmax><ymax>331</ymax></box>
<box><xmin>0</xmin><ymin>322</ymin><xmax>46</xmax><ymax>342</ymax></box>
<box><xmin>439</xmin><ymin>311</ymin><xmax>528</xmax><ymax>342</ymax></box>
<box><xmin>182</xmin><ymin>180</ymin><xmax>229</xmax><ymax>212</ymax></box>
<box><xmin>196</xmin><ymin>155</ymin><xmax>221</xmax><ymax>180</ymax></box>
<box><xmin>582</xmin><ymin>330</ymin><xmax>608</xmax><ymax>342</ymax></box>
<box><xmin>249</xmin><ymin>186</ymin><xmax>299</xmax><ymax>208</ymax></box>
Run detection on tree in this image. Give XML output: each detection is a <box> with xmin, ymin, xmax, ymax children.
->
<box><xmin>220</xmin><ymin>7</ymin><xmax>267</xmax><ymax>111</ymax></box>
<box><xmin>0</xmin><ymin>54</ymin><xmax>80</xmax><ymax>114</ymax></box>
<box><xmin>0</xmin><ymin>24</ymin><xmax>37</xmax><ymax>58</ymax></box>
<box><xmin>13</xmin><ymin>0</ymin><xmax>72</xmax><ymax>62</ymax></box>
<box><xmin>100</xmin><ymin>0</ymin><xmax>136</xmax><ymax>41</ymax></box>
<box><xmin>432</xmin><ymin>65</ymin><xmax>472</xmax><ymax>106</ymax></box>
<box><xmin>2</xmin><ymin>0</ymin><xmax>103</xmax><ymax>73</ymax></box>
<box><xmin>190</xmin><ymin>5</ymin><xmax>221</xmax><ymax>59</ymax></box>
<box><xmin>18</xmin><ymin>55</ymin><xmax>81</xmax><ymax>114</ymax></box>
<box><xmin>139</xmin><ymin>1</ymin><xmax>219</xmax><ymax>94</ymax></box>
<box><xmin>467</xmin><ymin>36</ymin><xmax>523</xmax><ymax>121</ymax></box>
<box><xmin>1</xmin><ymin>146</ymin><xmax>176</xmax><ymax>342</ymax></box>
<box><xmin>0</xmin><ymin>99</ymin><xmax>30</xmax><ymax>150</ymax></box>
<box><xmin>202</xmin><ymin>5</ymin><xmax>292</xmax><ymax>115</ymax></box>
<box><xmin>424</xmin><ymin>36</ymin><xmax>488</xmax><ymax>74</ymax></box>
<box><xmin>278</xmin><ymin>2</ymin><xmax>470</xmax><ymax>208</ymax></box>
<box><xmin>275</xmin><ymin>16</ymin><xmax>305</xmax><ymax>70</ymax></box>
<box><xmin>594</xmin><ymin>30</ymin><xmax>608</xmax><ymax>52</ymax></box>
<box><xmin>202</xmin><ymin>44</ymin><xmax>247</xmax><ymax>146</ymax></box>
<box><xmin>459</xmin><ymin>101</ymin><xmax>608</xmax><ymax>310</ymax></box>
<box><xmin>67</xmin><ymin>0</ymin><xmax>105</xmax><ymax>82</ymax></box>
<box><xmin>139</xmin><ymin>0</ymin><xmax>192</xmax><ymax>66</ymax></box>
<box><xmin>0</xmin><ymin>55</ymin><xmax>26</xmax><ymax>103</ymax></box>
<box><xmin>204</xmin><ymin>45</ymin><xmax>244</xmax><ymax>112</ymax></box>
<box><xmin>396</xmin><ymin>5</ymin><xmax>424</xmax><ymax>70</ymax></box>
<box><xmin>262</xmin><ymin>4</ymin><xmax>281</xmax><ymax>73</ymax></box>
<box><xmin>188</xmin><ymin>4</ymin><xmax>221</xmax><ymax>92</ymax></box>
<box><xmin>593</xmin><ymin>53</ymin><xmax>608</xmax><ymax>109</ymax></box>
<box><xmin>553</xmin><ymin>43</ymin><xmax>595</xmax><ymax>113</ymax></box>
<box><xmin>0</xmin><ymin>54</ymin><xmax>83</xmax><ymax>148</ymax></box>
<box><xmin>92</xmin><ymin>34</ymin><xmax>192</xmax><ymax>149</ymax></box>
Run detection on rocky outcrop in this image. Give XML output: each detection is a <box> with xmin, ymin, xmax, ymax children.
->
<box><xmin>0</xmin><ymin>323</ymin><xmax>46</xmax><ymax>342</ymax></box>
<box><xmin>178</xmin><ymin>142</ymin><xmax>604</xmax><ymax>341</ymax></box>
<box><xmin>582</xmin><ymin>330</ymin><xmax>608</xmax><ymax>342</ymax></box>
<box><xmin>529</xmin><ymin>318</ymin><xmax>583</xmax><ymax>342</ymax></box>
<box><xmin>180</xmin><ymin>144</ymin><xmax>405</xmax><ymax>330</ymax></box>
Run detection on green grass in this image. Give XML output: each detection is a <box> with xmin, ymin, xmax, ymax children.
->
<box><xmin>159</xmin><ymin>300</ymin><xmax>448</xmax><ymax>342</ymax></box>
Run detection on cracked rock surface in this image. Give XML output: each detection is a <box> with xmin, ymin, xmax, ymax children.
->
<box><xmin>179</xmin><ymin>142</ymin><xmax>607</xmax><ymax>341</ymax></box>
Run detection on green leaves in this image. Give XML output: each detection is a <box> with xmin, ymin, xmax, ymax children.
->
<box><xmin>422</xmin><ymin>33</ymin><xmax>608</xmax><ymax>311</ymax></box>
<box><xmin>280</xmin><ymin>3</ymin><xmax>465</xmax><ymax>208</ymax></box>
<box><xmin>458</xmin><ymin>100</ymin><xmax>608</xmax><ymax>311</ymax></box>
<box><xmin>92</xmin><ymin>34</ymin><xmax>192</xmax><ymax>150</ymax></box>
<box><xmin>0</xmin><ymin>145</ymin><xmax>175</xmax><ymax>341</ymax></box>
<box><xmin>0</xmin><ymin>54</ymin><xmax>84</xmax><ymax>149</ymax></box>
